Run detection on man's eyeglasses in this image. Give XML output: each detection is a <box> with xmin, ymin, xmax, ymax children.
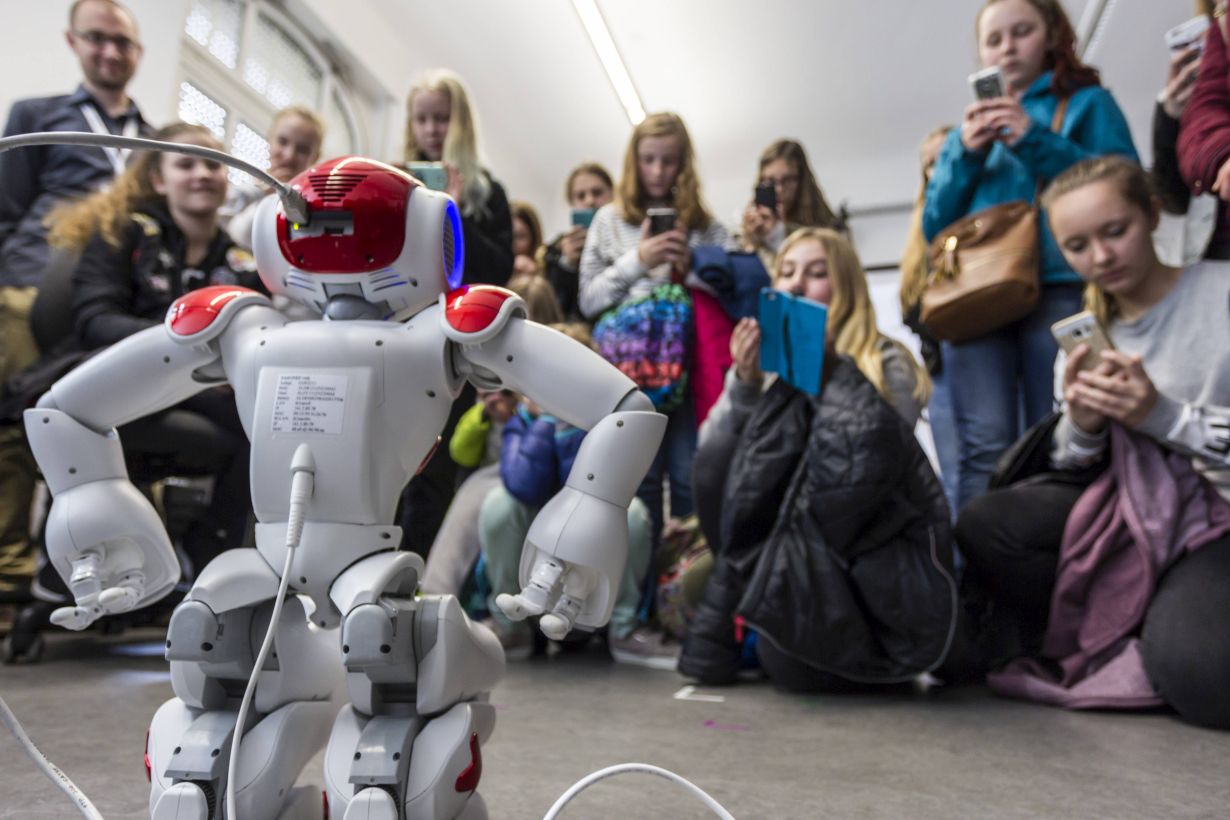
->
<box><xmin>73</xmin><ymin>30</ymin><xmax>141</xmax><ymax>54</ymax></box>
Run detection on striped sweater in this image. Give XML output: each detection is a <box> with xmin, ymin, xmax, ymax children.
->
<box><xmin>577</xmin><ymin>202</ymin><xmax>731</xmax><ymax>319</ymax></box>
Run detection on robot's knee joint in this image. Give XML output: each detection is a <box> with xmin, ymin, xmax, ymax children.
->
<box><xmin>341</xmin><ymin>602</ymin><xmax>415</xmax><ymax>670</ymax></box>
<box><xmin>165</xmin><ymin>601</ymin><xmax>247</xmax><ymax>665</ymax></box>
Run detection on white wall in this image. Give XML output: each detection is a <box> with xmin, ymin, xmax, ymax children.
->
<box><xmin>0</xmin><ymin>0</ymin><xmax>191</xmax><ymax>128</ymax></box>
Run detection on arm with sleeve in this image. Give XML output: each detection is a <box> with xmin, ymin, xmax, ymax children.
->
<box><xmin>0</xmin><ymin>102</ymin><xmax>44</xmax><ymax>252</ymax></box>
<box><xmin>922</xmin><ymin>129</ymin><xmax>986</xmax><ymax>242</ymax></box>
<box><xmin>577</xmin><ymin>205</ymin><xmax>649</xmax><ymax>319</ymax></box>
<box><xmin>697</xmin><ymin>368</ymin><xmax>768</xmax><ymax>449</ymax></box>
<box><xmin>71</xmin><ymin>227</ymin><xmax>152</xmax><ymax>349</ymax></box>
<box><xmin>461</xmin><ymin>177</ymin><xmax>514</xmax><ymax>286</ymax></box>
<box><xmin>1178</xmin><ymin>21</ymin><xmax>1230</xmax><ymax>195</ymax></box>
<box><xmin>1008</xmin><ymin>87</ymin><xmax>1139</xmax><ymax>183</ymax></box>
<box><xmin>879</xmin><ymin>344</ymin><xmax>922</xmax><ymax>428</ymax></box>
<box><xmin>1153</xmin><ymin>100</ymin><xmax>1191</xmax><ymax>215</ymax></box>
<box><xmin>448</xmin><ymin>402</ymin><xmax>491</xmax><ymax>468</ymax></box>
<box><xmin>499</xmin><ymin>412</ymin><xmax>560</xmax><ymax>508</ymax></box>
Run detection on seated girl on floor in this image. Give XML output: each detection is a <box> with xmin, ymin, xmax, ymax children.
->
<box><xmin>953</xmin><ymin>156</ymin><xmax>1230</xmax><ymax>730</ymax></box>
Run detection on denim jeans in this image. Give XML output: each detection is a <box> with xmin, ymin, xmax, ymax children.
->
<box><xmin>942</xmin><ymin>283</ymin><xmax>1083</xmax><ymax>512</ymax></box>
<box><xmin>926</xmin><ymin>364</ymin><xmax>961</xmax><ymax>518</ymax></box>
<box><xmin>635</xmin><ymin>395</ymin><xmax>697</xmax><ymax>543</ymax></box>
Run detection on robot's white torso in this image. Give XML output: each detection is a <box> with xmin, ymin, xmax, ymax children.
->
<box><xmin>221</xmin><ymin>302</ymin><xmax>459</xmax><ymax>528</ymax></box>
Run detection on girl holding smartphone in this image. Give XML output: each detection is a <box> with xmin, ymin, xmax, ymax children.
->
<box><xmin>923</xmin><ymin>0</ymin><xmax>1137</xmax><ymax>513</ymax></box>
<box><xmin>402</xmin><ymin>69</ymin><xmax>512</xmax><ymax>287</ymax></box>
<box><xmin>955</xmin><ymin>156</ymin><xmax>1230</xmax><ymax>729</ymax></box>
<box><xmin>579</xmin><ymin>111</ymin><xmax>730</xmax><ymax>540</ymax></box>
<box><xmin>542</xmin><ymin>162</ymin><xmax>615</xmax><ymax>320</ymax></box>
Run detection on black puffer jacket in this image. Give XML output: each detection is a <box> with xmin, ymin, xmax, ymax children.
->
<box><xmin>679</xmin><ymin>358</ymin><xmax>957</xmax><ymax>685</ymax></box>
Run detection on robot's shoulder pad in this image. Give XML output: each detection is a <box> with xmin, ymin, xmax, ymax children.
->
<box><xmin>165</xmin><ymin>285</ymin><xmax>271</xmax><ymax>344</ymax></box>
<box><xmin>439</xmin><ymin>285</ymin><xmax>528</xmax><ymax>344</ymax></box>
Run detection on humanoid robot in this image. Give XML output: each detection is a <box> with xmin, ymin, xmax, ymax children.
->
<box><xmin>22</xmin><ymin>155</ymin><xmax>666</xmax><ymax>819</ymax></box>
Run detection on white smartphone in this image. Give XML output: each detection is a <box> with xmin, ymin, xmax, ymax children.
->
<box><xmin>1165</xmin><ymin>15</ymin><xmax>1210</xmax><ymax>53</ymax></box>
<box><xmin>969</xmin><ymin>66</ymin><xmax>1006</xmax><ymax>101</ymax></box>
<box><xmin>1051</xmin><ymin>311</ymin><xmax>1115</xmax><ymax>372</ymax></box>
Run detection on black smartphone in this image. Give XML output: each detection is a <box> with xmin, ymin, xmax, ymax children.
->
<box><xmin>754</xmin><ymin>181</ymin><xmax>777</xmax><ymax>211</ymax></box>
<box><xmin>647</xmin><ymin>207</ymin><xmax>677</xmax><ymax>236</ymax></box>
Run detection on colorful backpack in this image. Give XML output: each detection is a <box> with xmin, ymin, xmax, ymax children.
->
<box><xmin>592</xmin><ymin>282</ymin><xmax>692</xmax><ymax>414</ymax></box>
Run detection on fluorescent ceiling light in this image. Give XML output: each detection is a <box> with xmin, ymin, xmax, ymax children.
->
<box><xmin>572</xmin><ymin>0</ymin><xmax>646</xmax><ymax>125</ymax></box>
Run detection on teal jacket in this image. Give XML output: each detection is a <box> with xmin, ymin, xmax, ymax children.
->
<box><xmin>923</xmin><ymin>72</ymin><xmax>1139</xmax><ymax>285</ymax></box>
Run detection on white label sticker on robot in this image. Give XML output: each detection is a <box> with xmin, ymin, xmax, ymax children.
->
<box><xmin>271</xmin><ymin>373</ymin><xmax>348</xmax><ymax>435</ymax></box>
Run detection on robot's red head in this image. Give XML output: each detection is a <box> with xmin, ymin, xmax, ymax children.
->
<box><xmin>277</xmin><ymin>157</ymin><xmax>412</xmax><ymax>273</ymax></box>
<box><xmin>252</xmin><ymin>156</ymin><xmax>465</xmax><ymax>321</ymax></box>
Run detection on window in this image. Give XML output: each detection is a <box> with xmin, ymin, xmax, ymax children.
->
<box><xmin>177</xmin><ymin>0</ymin><xmax>365</xmax><ymax>187</ymax></box>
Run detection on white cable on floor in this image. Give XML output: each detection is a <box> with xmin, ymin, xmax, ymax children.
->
<box><xmin>542</xmin><ymin>763</ymin><xmax>737</xmax><ymax>820</ymax></box>
<box><xmin>0</xmin><ymin>690</ymin><xmax>105</xmax><ymax>820</ymax></box>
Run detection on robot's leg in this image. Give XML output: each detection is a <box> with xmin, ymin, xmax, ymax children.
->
<box><xmin>324</xmin><ymin>552</ymin><xmax>502</xmax><ymax>820</ymax></box>
<box><xmin>147</xmin><ymin>548</ymin><xmax>341</xmax><ymax>820</ymax></box>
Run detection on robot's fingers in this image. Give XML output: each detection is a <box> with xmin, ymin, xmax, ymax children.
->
<box><xmin>495</xmin><ymin>592</ymin><xmax>543</xmax><ymax>621</ymax></box>
<box><xmin>50</xmin><ymin>605</ymin><xmax>101</xmax><ymax>631</ymax></box>
<box><xmin>539</xmin><ymin>593</ymin><xmax>584</xmax><ymax>640</ymax></box>
<box><xmin>99</xmin><ymin>584</ymin><xmax>142</xmax><ymax>614</ymax></box>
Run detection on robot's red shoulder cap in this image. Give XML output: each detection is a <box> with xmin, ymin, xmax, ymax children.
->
<box><xmin>165</xmin><ymin>285</ymin><xmax>270</xmax><ymax>343</ymax></box>
<box><xmin>440</xmin><ymin>285</ymin><xmax>527</xmax><ymax>343</ymax></box>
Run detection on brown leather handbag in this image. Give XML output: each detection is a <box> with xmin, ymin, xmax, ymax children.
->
<box><xmin>920</xmin><ymin>98</ymin><xmax>1069</xmax><ymax>344</ymax></box>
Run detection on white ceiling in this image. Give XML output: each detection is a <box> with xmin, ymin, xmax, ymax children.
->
<box><xmin>295</xmin><ymin>0</ymin><xmax>1196</xmax><ymax>263</ymax></box>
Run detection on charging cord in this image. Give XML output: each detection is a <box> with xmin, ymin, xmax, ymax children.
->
<box><xmin>0</xmin><ymin>132</ymin><xmax>310</xmax><ymax>223</ymax></box>
<box><xmin>543</xmin><ymin>763</ymin><xmax>736</xmax><ymax>820</ymax></box>
<box><xmin>0</xmin><ymin>690</ymin><xmax>104</xmax><ymax>820</ymax></box>
<box><xmin>225</xmin><ymin>445</ymin><xmax>315</xmax><ymax>820</ymax></box>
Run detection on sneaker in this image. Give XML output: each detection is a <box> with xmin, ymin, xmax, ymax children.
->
<box><xmin>478</xmin><ymin>617</ymin><xmax>534</xmax><ymax>661</ymax></box>
<box><xmin>609</xmin><ymin>626</ymin><xmax>681</xmax><ymax>671</ymax></box>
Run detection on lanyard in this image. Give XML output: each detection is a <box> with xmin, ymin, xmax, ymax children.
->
<box><xmin>78</xmin><ymin>102</ymin><xmax>139</xmax><ymax>175</ymax></box>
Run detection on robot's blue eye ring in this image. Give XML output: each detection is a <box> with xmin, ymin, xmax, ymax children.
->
<box><xmin>444</xmin><ymin>200</ymin><xmax>464</xmax><ymax>290</ymax></box>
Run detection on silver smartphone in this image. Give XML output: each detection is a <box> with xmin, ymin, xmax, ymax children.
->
<box><xmin>407</xmin><ymin>161</ymin><xmax>447</xmax><ymax>192</ymax></box>
<box><xmin>969</xmin><ymin>66</ymin><xmax>1006</xmax><ymax>101</ymax></box>
<box><xmin>1165</xmin><ymin>15</ymin><xmax>1210</xmax><ymax>54</ymax></box>
<box><xmin>1051</xmin><ymin>311</ymin><xmax>1115</xmax><ymax>372</ymax></box>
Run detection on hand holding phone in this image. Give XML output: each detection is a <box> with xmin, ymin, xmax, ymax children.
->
<box><xmin>639</xmin><ymin>208</ymin><xmax>684</xmax><ymax>270</ymax></box>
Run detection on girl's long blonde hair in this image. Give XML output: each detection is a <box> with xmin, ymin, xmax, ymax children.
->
<box><xmin>1040</xmin><ymin>156</ymin><xmax>1159</xmax><ymax>328</ymax></box>
<box><xmin>776</xmin><ymin>227</ymin><xmax>931</xmax><ymax>404</ymax></box>
<box><xmin>403</xmin><ymin>69</ymin><xmax>491</xmax><ymax>218</ymax></box>
<box><xmin>615</xmin><ymin>112</ymin><xmax>713</xmax><ymax>231</ymax></box>
<box><xmin>46</xmin><ymin>122</ymin><xmax>219</xmax><ymax>252</ymax></box>
<box><xmin>899</xmin><ymin>125</ymin><xmax>955</xmax><ymax>317</ymax></box>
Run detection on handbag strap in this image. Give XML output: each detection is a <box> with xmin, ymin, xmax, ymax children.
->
<box><xmin>1033</xmin><ymin>96</ymin><xmax>1071</xmax><ymax>201</ymax></box>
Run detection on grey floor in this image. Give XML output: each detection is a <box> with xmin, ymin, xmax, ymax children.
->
<box><xmin>1</xmin><ymin>627</ymin><xmax>1229</xmax><ymax>820</ymax></box>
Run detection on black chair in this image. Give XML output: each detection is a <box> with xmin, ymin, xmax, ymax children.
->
<box><xmin>3</xmin><ymin>254</ymin><xmax>246</xmax><ymax>662</ymax></box>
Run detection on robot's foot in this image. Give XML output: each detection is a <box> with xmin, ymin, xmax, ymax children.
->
<box><xmin>151</xmin><ymin>782</ymin><xmax>210</xmax><ymax>820</ymax></box>
<box><xmin>344</xmin><ymin>787</ymin><xmax>398</xmax><ymax>820</ymax></box>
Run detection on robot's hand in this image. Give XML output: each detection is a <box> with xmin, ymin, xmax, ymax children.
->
<box><xmin>44</xmin><ymin>479</ymin><xmax>180</xmax><ymax>631</ymax></box>
<box><xmin>496</xmin><ymin>487</ymin><xmax>628</xmax><ymax>640</ymax></box>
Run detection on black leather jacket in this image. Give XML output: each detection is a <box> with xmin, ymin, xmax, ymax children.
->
<box><xmin>679</xmin><ymin>358</ymin><xmax>957</xmax><ymax>685</ymax></box>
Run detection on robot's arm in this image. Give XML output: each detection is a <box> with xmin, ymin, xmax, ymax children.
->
<box><xmin>445</xmin><ymin>292</ymin><xmax>666</xmax><ymax>636</ymax></box>
<box><xmin>23</xmin><ymin>286</ymin><xmax>270</xmax><ymax>629</ymax></box>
